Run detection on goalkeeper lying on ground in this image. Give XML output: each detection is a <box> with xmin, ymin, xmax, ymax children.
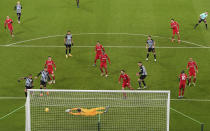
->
<box><xmin>65</xmin><ymin>106</ymin><xmax>110</xmax><ymax>116</ymax></box>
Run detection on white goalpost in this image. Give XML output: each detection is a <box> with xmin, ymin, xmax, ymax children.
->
<box><xmin>25</xmin><ymin>89</ymin><xmax>170</xmax><ymax>131</ymax></box>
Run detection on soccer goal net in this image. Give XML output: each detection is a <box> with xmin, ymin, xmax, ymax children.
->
<box><xmin>25</xmin><ymin>89</ymin><xmax>170</xmax><ymax>131</ymax></box>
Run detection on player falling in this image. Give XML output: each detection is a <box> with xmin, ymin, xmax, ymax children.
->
<box><xmin>64</xmin><ymin>31</ymin><xmax>73</xmax><ymax>58</ymax></box>
<box><xmin>14</xmin><ymin>1</ymin><xmax>22</xmax><ymax>24</ymax></box>
<box><xmin>178</xmin><ymin>70</ymin><xmax>188</xmax><ymax>98</ymax></box>
<box><xmin>119</xmin><ymin>70</ymin><xmax>134</xmax><ymax>99</ymax></box>
<box><xmin>194</xmin><ymin>12</ymin><xmax>208</xmax><ymax>29</ymax></box>
<box><xmin>93</xmin><ymin>41</ymin><xmax>105</xmax><ymax>66</ymax></box>
<box><xmin>65</xmin><ymin>107</ymin><xmax>109</xmax><ymax>116</ymax></box>
<box><xmin>170</xmin><ymin>19</ymin><xmax>180</xmax><ymax>43</ymax></box>
<box><xmin>146</xmin><ymin>35</ymin><xmax>156</xmax><ymax>62</ymax></box>
<box><xmin>136</xmin><ymin>62</ymin><xmax>147</xmax><ymax>89</ymax></box>
<box><xmin>4</xmin><ymin>16</ymin><xmax>14</xmax><ymax>37</ymax></box>
<box><xmin>187</xmin><ymin>58</ymin><xmax>198</xmax><ymax>86</ymax></box>
<box><xmin>18</xmin><ymin>74</ymin><xmax>34</xmax><ymax>97</ymax></box>
<box><xmin>35</xmin><ymin>67</ymin><xmax>50</xmax><ymax>96</ymax></box>
<box><xmin>45</xmin><ymin>56</ymin><xmax>56</xmax><ymax>84</ymax></box>
<box><xmin>99</xmin><ymin>51</ymin><xmax>111</xmax><ymax>77</ymax></box>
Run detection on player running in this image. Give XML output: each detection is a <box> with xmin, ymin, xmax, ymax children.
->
<box><xmin>178</xmin><ymin>70</ymin><xmax>188</xmax><ymax>98</ymax></box>
<box><xmin>187</xmin><ymin>58</ymin><xmax>198</xmax><ymax>86</ymax></box>
<box><xmin>136</xmin><ymin>62</ymin><xmax>147</xmax><ymax>89</ymax></box>
<box><xmin>119</xmin><ymin>70</ymin><xmax>134</xmax><ymax>99</ymax></box>
<box><xmin>76</xmin><ymin>0</ymin><xmax>79</xmax><ymax>8</ymax></box>
<box><xmin>64</xmin><ymin>31</ymin><xmax>73</xmax><ymax>58</ymax></box>
<box><xmin>93</xmin><ymin>41</ymin><xmax>105</xmax><ymax>66</ymax></box>
<box><xmin>99</xmin><ymin>51</ymin><xmax>111</xmax><ymax>77</ymax></box>
<box><xmin>146</xmin><ymin>35</ymin><xmax>156</xmax><ymax>62</ymax></box>
<box><xmin>45</xmin><ymin>56</ymin><xmax>56</xmax><ymax>84</ymax></box>
<box><xmin>194</xmin><ymin>12</ymin><xmax>208</xmax><ymax>29</ymax></box>
<box><xmin>14</xmin><ymin>1</ymin><xmax>22</xmax><ymax>24</ymax></box>
<box><xmin>35</xmin><ymin>67</ymin><xmax>50</xmax><ymax>96</ymax></box>
<box><xmin>65</xmin><ymin>106</ymin><xmax>110</xmax><ymax>116</ymax></box>
<box><xmin>4</xmin><ymin>16</ymin><xmax>14</xmax><ymax>37</ymax></box>
<box><xmin>170</xmin><ymin>19</ymin><xmax>180</xmax><ymax>43</ymax></box>
<box><xmin>18</xmin><ymin>74</ymin><xmax>34</xmax><ymax>97</ymax></box>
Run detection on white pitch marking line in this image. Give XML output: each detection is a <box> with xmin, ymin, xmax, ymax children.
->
<box><xmin>1</xmin><ymin>33</ymin><xmax>206</xmax><ymax>47</ymax></box>
<box><xmin>171</xmin><ymin>107</ymin><xmax>203</xmax><ymax>124</ymax></box>
<box><xmin>0</xmin><ymin>105</ymin><xmax>25</xmax><ymax>120</ymax></box>
<box><xmin>0</xmin><ymin>45</ymin><xmax>210</xmax><ymax>48</ymax></box>
<box><xmin>0</xmin><ymin>97</ymin><xmax>210</xmax><ymax>102</ymax></box>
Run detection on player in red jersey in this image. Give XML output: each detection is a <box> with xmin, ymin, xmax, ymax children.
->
<box><xmin>99</xmin><ymin>51</ymin><xmax>111</xmax><ymax>77</ymax></box>
<box><xmin>170</xmin><ymin>19</ymin><xmax>180</xmax><ymax>43</ymax></box>
<box><xmin>93</xmin><ymin>41</ymin><xmax>105</xmax><ymax>66</ymax></box>
<box><xmin>178</xmin><ymin>70</ymin><xmax>188</xmax><ymax>98</ymax></box>
<box><xmin>45</xmin><ymin>56</ymin><xmax>56</xmax><ymax>84</ymax></box>
<box><xmin>187</xmin><ymin>58</ymin><xmax>198</xmax><ymax>86</ymax></box>
<box><xmin>4</xmin><ymin>16</ymin><xmax>14</xmax><ymax>37</ymax></box>
<box><xmin>119</xmin><ymin>70</ymin><xmax>134</xmax><ymax>99</ymax></box>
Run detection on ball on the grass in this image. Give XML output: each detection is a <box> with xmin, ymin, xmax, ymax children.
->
<box><xmin>45</xmin><ymin>108</ymin><xmax>49</xmax><ymax>112</ymax></box>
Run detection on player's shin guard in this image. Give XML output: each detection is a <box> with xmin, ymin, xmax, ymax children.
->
<box><xmin>194</xmin><ymin>24</ymin><xmax>198</xmax><ymax>29</ymax></box>
<box><xmin>182</xmin><ymin>88</ymin><xmax>185</xmax><ymax>96</ymax></box>
<box><xmin>154</xmin><ymin>54</ymin><xmax>156</xmax><ymax>59</ymax></box>
<box><xmin>147</xmin><ymin>53</ymin><xmax>149</xmax><ymax>58</ymax></box>
<box><xmin>69</xmin><ymin>48</ymin><xmax>71</xmax><ymax>54</ymax></box>
<box><xmin>25</xmin><ymin>92</ymin><xmax>27</xmax><ymax>97</ymax></box>
<box><xmin>193</xmin><ymin>78</ymin><xmax>196</xmax><ymax>83</ymax></box>
<box><xmin>66</xmin><ymin>49</ymin><xmax>68</xmax><ymax>54</ymax></box>
<box><xmin>18</xmin><ymin>16</ymin><xmax>20</xmax><ymax>21</ymax></box>
<box><xmin>205</xmin><ymin>24</ymin><xmax>208</xmax><ymax>29</ymax></box>
<box><xmin>142</xmin><ymin>81</ymin><xmax>146</xmax><ymax>86</ymax></box>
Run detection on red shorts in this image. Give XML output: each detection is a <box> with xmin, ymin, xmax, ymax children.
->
<box><xmin>173</xmin><ymin>30</ymin><xmax>179</xmax><ymax>35</ymax></box>
<box><xmin>189</xmin><ymin>70</ymin><xmax>196</xmax><ymax>77</ymax></box>
<box><xmin>100</xmin><ymin>63</ymin><xmax>107</xmax><ymax>68</ymax></box>
<box><xmin>179</xmin><ymin>83</ymin><xmax>186</xmax><ymax>89</ymax></box>
<box><xmin>95</xmin><ymin>54</ymin><xmax>101</xmax><ymax>60</ymax></box>
<box><xmin>48</xmin><ymin>69</ymin><xmax>54</xmax><ymax>75</ymax></box>
<box><xmin>122</xmin><ymin>83</ymin><xmax>131</xmax><ymax>88</ymax></box>
<box><xmin>8</xmin><ymin>26</ymin><xmax>13</xmax><ymax>32</ymax></box>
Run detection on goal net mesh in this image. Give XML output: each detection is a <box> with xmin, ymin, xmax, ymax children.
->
<box><xmin>25</xmin><ymin>89</ymin><xmax>170</xmax><ymax>131</ymax></box>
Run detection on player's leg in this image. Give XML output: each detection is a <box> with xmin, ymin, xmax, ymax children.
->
<box><xmin>24</xmin><ymin>88</ymin><xmax>27</xmax><ymax>97</ymax></box>
<box><xmin>76</xmin><ymin>0</ymin><xmax>79</xmax><ymax>8</ymax></box>
<box><xmin>146</xmin><ymin>48</ymin><xmax>150</xmax><ymax>61</ymax></box>
<box><xmin>182</xmin><ymin>87</ymin><xmax>185</xmax><ymax>97</ymax></box>
<box><xmin>104</xmin><ymin>65</ymin><xmax>108</xmax><ymax>77</ymax></box>
<box><xmin>193</xmin><ymin>73</ymin><xmax>196</xmax><ymax>86</ymax></box>
<box><xmin>127</xmin><ymin>83</ymin><xmax>134</xmax><ymax>90</ymax></box>
<box><xmin>68</xmin><ymin>45</ymin><xmax>72</xmax><ymax>56</ymax></box>
<box><xmin>171</xmin><ymin>31</ymin><xmax>175</xmax><ymax>42</ymax></box>
<box><xmin>51</xmin><ymin>73</ymin><xmax>55</xmax><ymax>84</ymax></box>
<box><xmin>122</xmin><ymin>86</ymin><xmax>127</xmax><ymax>99</ymax></box>
<box><xmin>65</xmin><ymin>45</ymin><xmax>68</xmax><ymax>58</ymax></box>
<box><xmin>152</xmin><ymin>48</ymin><xmax>156</xmax><ymax>61</ymax></box>
<box><xmin>177</xmin><ymin>32</ymin><xmax>181</xmax><ymax>43</ymax></box>
<box><xmin>9</xmin><ymin>27</ymin><xmax>14</xmax><ymax>37</ymax></box>
<box><xmin>93</xmin><ymin>54</ymin><xmax>99</xmax><ymax>66</ymax></box>
<box><xmin>17</xmin><ymin>13</ymin><xmax>21</xmax><ymax>23</ymax></box>
<box><xmin>40</xmin><ymin>84</ymin><xmax>43</xmax><ymax>96</ymax></box>
<box><xmin>141</xmin><ymin>76</ymin><xmax>147</xmax><ymax>88</ymax></box>
<box><xmin>100</xmin><ymin>64</ymin><xmax>104</xmax><ymax>76</ymax></box>
<box><xmin>194</xmin><ymin>19</ymin><xmax>202</xmax><ymax>29</ymax></box>
<box><xmin>138</xmin><ymin>79</ymin><xmax>142</xmax><ymax>89</ymax></box>
<box><xmin>178</xmin><ymin>87</ymin><xmax>182</xmax><ymax>98</ymax></box>
<box><xmin>204</xmin><ymin>19</ymin><xmax>208</xmax><ymax>29</ymax></box>
<box><xmin>188</xmin><ymin>72</ymin><xmax>192</xmax><ymax>86</ymax></box>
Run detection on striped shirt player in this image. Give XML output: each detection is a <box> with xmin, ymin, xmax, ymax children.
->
<box><xmin>18</xmin><ymin>74</ymin><xmax>33</xmax><ymax>97</ymax></box>
<box><xmin>146</xmin><ymin>35</ymin><xmax>156</xmax><ymax>61</ymax></box>
<box><xmin>14</xmin><ymin>1</ymin><xmax>22</xmax><ymax>23</ymax></box>
<box><xmin>64</xmin><ymin>31</ymin><xmax>73</xmax><ymax>58</ymax></box>
<box><xmin>136</xmin><ymin>62</ymin><xmax>147</xmax><ymax>89</ymax></box>
<box><xmin>194</xmin><ymin>12</ymin><xmax>208</xmax><ymax>29</ymax></box>
<box><xmin>36</xmin><ymin>68</ymin><xmax>50</xmax><ymax>88</ymax></box>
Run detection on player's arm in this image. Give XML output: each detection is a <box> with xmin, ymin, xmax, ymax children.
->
<box><xmin>44</xmin><ymin>61</ymin><xmax>47</xmax><ymax>68</ymax></box>
<box><xmin>52</xmin><ymin>61</ymin><xmax>56</xmax><ymax>71</ymax></box>
<box><xmin>177</xmin><ymin>23</ymin><xmax>179</xmax><ymax>30</ymax></box>
<box><xmin>118</xmin><ymin>75</ymin><xmax>122</xmax><ymax>84</ymax></box>
<box><xmin>102</xmin><ymin>46</ymin><xmax>105</xmax><ymax>52</ymax></box>
<box><xmin>71</xmin><ymin>36</ymin><xmax>74</xmax><ymax>46</ymax></box>
<box><xmin>186</xmin><ymin>63</ymin><xmax>189</xmax><ymax>69</ymax></box>
<box><xmin>14</xmin><ymin>5</ymin><xmax>17</xmax><ymax>10</ymax></box>
<box><xmin>4</xmin><ymin>21</ymin><xmax>7</xmax><ymax>29</ymax></box>
<box><xmin>70</xmin><ymin>112</ymin><xmax>81</xmax><ymax>115</ymax></box>
<box><xmin>18</xmin><ymin>77</ymin><xmax>26</xmax><ymax>82</ymax></box>
<box><xmin>64</xmin><ymin>37</ymin><xmax>66</xmax><ymax>43</ymax></box>
<box><xmin>107</xmin><ymin>55</ymin><xmax>111</xmax><ymax>64</ymax></box>
<box><xmin>35</xmin><ymin>72</ymin><xmax>41</xmax><ymax>79</ymax></box>
<box><xmin>195</xmin><ymin>62</ymin><xmax>198</xmax><ymax>73</ymax></box>
<box><xmin>127</xmin><ymin>76</ymin><xmax>130</xmax><ymax>83</ymax></box>
<box><xmin>146</xmin><ymin>42</ymin><xmax>148</xmax><ymax>49</ymax></box>
<box><xmin>153</xmin><ymin>41</ymin><xmax>156</xmax><ymax>48</ymax></box>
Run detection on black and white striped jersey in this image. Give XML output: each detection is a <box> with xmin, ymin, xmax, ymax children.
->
<box><xmin>24</xmin><ymin>77</ymin><xmax>33</xmax><ymax>87</ymax></box>
<box><xmin>139</xmin><ymin>65</ymin><xmax>147</xmax><ymax>76</ymax></box>
<box><xmin>37</xmin><ymin>70</ymin><xmax>50</xmax><ymax>82</ymax></box>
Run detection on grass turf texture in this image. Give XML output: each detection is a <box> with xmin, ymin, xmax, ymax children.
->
<box><xmin>0</xmin><ymin>0</ymin><xmax>210</xmax><ymax>130</ymax></box>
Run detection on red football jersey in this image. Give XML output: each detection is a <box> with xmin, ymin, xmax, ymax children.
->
<box><xmin>119</xmin><ymin>74</ymin><xmax>130</xmax><ymax>83</ymax></box>
<box><xmin>179</xmin><ymin>73</ymin><xmax>188</xmax><ymax>84</ymax></box>
<box><xmin>45</xmin><ymin>60</ymin><xmax>56</xmax><ymax>70</ymax></box>
<box><xmin>187</xmin><ymin>61</ymin><xmax>198</xmax><ymax>71</ymax></box>
<box><xmin>4</xmin><ymin>19</ymin><xmax>13</xmax><ymax>28</ymax></box>
<box><xmin>171</xmin><ymin>21</ymin><xmax>179</xmax><ymax>30</ymax></box>
<box><xmin>95</xmin><ymin>44</ymin><xmax>104</xmax><ymax>55</ymax></box>
<box><xmin>100</xmin><ymin>54</ymin><xmax>110</xmax><ymax>64</ymax></box>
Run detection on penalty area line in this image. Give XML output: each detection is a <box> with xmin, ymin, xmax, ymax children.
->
<box><xmin>0</xmin><ymin>105</ymin><xmax>25</xmax><ymax>120</ymax></box>
<box><xmin>170</xmin><ymin>107</ymin><xmax>203</xmax><ymax>125</ymax></box>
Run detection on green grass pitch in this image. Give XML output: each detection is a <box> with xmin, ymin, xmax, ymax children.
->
<box><xmin>0</xmin><ymin>0</ymin><xmax>210</xmax><ymax>130</ymax></box>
